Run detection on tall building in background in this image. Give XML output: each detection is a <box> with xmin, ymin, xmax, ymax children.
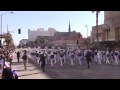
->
<box><xmin>91</xmin><ymin>11</ymin><xmax>120</xmax><ymax>49</ymax></box>
<box><xmin>28</xmin><ymin>28</ymin><xmax>56</xmax><ymax>41</ymax></box>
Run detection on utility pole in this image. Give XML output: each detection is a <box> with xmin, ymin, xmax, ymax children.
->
<box><xmin>7</xmin><ymin>24</ymin><xmax>9</xmax><ymax>49</ymax></box>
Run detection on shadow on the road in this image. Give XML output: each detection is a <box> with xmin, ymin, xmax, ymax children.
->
<box><xmin>19</xmin><ymin>72</ymin><xmax>41</xmax><ymax>77</ymax></box>
<box><xmin>16</xmin><ymin>69</ymin><xmax>26</xmax><ymax>72</ymax></box>
<box><xmin>13</xmin><ymin>65</ymin><xmax>33</xmax><ymax>69</ymax></box>
<box><xmin>12</xmin><ymin>62</ymin><xmax>23</xmax><ymax>65</ymax></box>
<box><xmin>28</xmin><ymin>58</ymin><xmax>62</xmax><ymax>79</ymax></box>
<box><xmin>16</xmin><ymin>69</ymin><xmax>37</xmax><ymax>72</ymax></box>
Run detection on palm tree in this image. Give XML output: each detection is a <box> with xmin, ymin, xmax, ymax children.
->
<box><xmin>92</xmin><ymin>11</ymin><xmax>101</xmax><ymax>44</ymax></box>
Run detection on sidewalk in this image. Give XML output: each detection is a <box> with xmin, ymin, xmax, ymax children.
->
<box><xmin>12</xmin><ymin>53</ymin><xmax>51</xmax><ymax>79</ymax></box>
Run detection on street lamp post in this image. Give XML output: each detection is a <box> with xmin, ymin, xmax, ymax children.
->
<box><xmin>85</xmin><ymin>25</ymin><xmax>88</xmax><ymax>38</ymax></box>
<box><xmin>1</xmin><ymin>12</ymin><xmax>14</xmax><ymax>47</ymax></box>
<box><xmin>85</xmin><ymin>25</ymin><xmax>88</xmax><ymax>48</ymax></box>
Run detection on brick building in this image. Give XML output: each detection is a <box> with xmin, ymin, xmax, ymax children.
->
<box><xmin>28</xmin><ymin>21</ymin><xmax>88</xmax><ymax>49</ymax></box>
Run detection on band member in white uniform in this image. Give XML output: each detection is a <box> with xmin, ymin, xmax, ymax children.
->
<box><xmin>97</xmin><ymin>51</ymin><xmax>102</xmax><ymax>64</ymax></box>
<box><xmin>47</xmin><ymin>50</ymin><xmax>51</xmax><ymax>62</ymax></box>
<box><xmin>102</xmin><ymin>51</ymin><xmax>106</xmax><ymax>62</ymax></box>
<box><xmin>50</xmin><ymin>51</ymin><xmax>54</xmax><ymax>67</ymax></box>
<box><xmin>110</xmin><ymin>51</ymin><xmax>114</xmax><ymax>62</ymax></box>
<box><xmin>44</xmin><ymin>51</ymin><xmax>48</xmax><ymax>64</ymax></box>
<box><xmin>114</xmin><ymin>51</ymin><xmax>119</xmax><ymax>64</ymax></box>
<box><xmin>77</xmin><ymin>50</ymin><xmax>82</xmax><ymax>65</ymax></box>
<box><xmin>59</xmin><ymin>51</ymin><xmax>64</xmax><ymax>66</ymax></box>
<box><xmin>106</xmin><ymin>51</ymin><xmax>110</xmax><ymax>64</ymax></box>
<box><xmin>70</xmin><ymin>51</ymin><xmax>74</xmax><ymax>65</ymax></box>
<box><xmin>53</xmin><ymin>51</ymin><xmax>57</xmax><ymax>64</ymax></box>
<box><xmin>94</xmin><ymin>50</ymin><xmax>98</xmax><ymax>62</ymax></box>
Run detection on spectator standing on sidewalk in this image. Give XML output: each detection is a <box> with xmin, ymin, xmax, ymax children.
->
<box><xmin>1</xmin><ymin>68</ymin><xmax>14</xmax><ymax>79</ymax></box>
<box><xmin>85</xmin><ymin>50</ymin><xmax>92</xmax><ymax>69</ymax></box>
<box><xmin>22</xmin><ymin>50</ymin><xmax>27</xmax><ymax>70</ymax></box>
<box><xmin>15</xmin><ymin>51</ymin><xmax>21</xmax><ymax>63</ymax></box>
<box><xmin>40</xmin><ymin>51</ymin><xmax>45</xmax><ymax>72</ymax></box>
<box><xmin>8</xmin><ymin>52</ymin><xmax>13</xmax><ymax>68</ymax></box>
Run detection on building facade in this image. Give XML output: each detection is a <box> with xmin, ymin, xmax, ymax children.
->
<box><xmin>91</xmin><ymin>11</ymin><xmax>120</xmax><ymax>49</ymax></box>
<box><xmin>28</xmin><ymin>22</ymin><xmax>88</xmax><ymax>49</ymax></box>
<box><xmin>28</xmin><ymin>28</ymin><xmax>56</xmax><ymax>41</ymax></box>
<box><xmin>19</xmin><ymin>39</ymin><xmax>29</xmax><ymax>46</ymax></box>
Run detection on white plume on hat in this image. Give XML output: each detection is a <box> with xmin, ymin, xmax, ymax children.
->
<box><xmin>41</xmin><ymin>51</ymin><xmax>44</xmax><ymax>54</ymax></box>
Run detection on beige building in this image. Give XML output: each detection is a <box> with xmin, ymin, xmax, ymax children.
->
<box><xmin>91</xmin><ymin>11</ymin><xmax>120</xmax><ymax>49</ymax></box>
<box><xmin>28</xmin><ymin>28</ymin><xmax>56</xmax><ymax>41</ymax></box>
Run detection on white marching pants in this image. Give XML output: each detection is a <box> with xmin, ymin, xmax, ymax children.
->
<box><xmin>50</xmin><ymin>58</ymin><xmax>54</xmax><ymax>67</ymax></box>
<box><xmin>36</xmin><ymin>57</ymin><xmax>40</xmax><ymax>64</ymax></box>
<box><xmin>78</xmin><ymin>56</ymin><xmax>82</xmax><ymax>65</ymax></box>
<box><xmin>114</xmin><ymin>56</ymin><xmax>119</xmax><ymax>64</ymax></box>
<box><xmin>54</xmin><ymin>55</ymin><xmax>57</xmax><ymax>64</ymax></box>
<box><xmin>45</xmin><ymin>58</ymin><xmax>48</xmax><ymax>64</ymax></box>
<box><xmin>60</xmin><ymin>57</ymin><xmax>63</xmax><ymax>66</ymax></box>
<box><xmin>63</xmin><ymin>55</ymin><xmax>66</xmax><ymax>63</ymax></box>
<box><xmin>94</xmin><ymin>55</ymin><xmax>98</xmax><ymax>62</ymax></box>
<box><xmin>98</xmin><ymin>57</ymin><xmax>102</xmax><ymax>64</ymax></box>
<box><xmin>57</xmin><ymin>55</ymin><xmax>60</xmax><ymax>62</ymax></box>
<box><xmin>106</xmin><ymin>57</ymin><xmax>110</xmax><ymax>64</ymax></box>
<box><xmin>70</xmin><ymin>58</ymin><xmax>74</xmax><ymax>65</ymax></box>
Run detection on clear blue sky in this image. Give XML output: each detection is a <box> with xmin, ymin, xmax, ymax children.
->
<box><xmin>0</xmin><ymin>11</ymin><xmax>104</xmax><ymax>45</ymax></box>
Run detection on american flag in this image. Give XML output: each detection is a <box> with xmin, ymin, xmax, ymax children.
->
<box><xmin>4</xmin><ymin>61</ymin><xmax>10</xmax><ymax>68</ymax></box>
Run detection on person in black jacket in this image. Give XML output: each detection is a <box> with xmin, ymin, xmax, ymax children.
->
<box><xmin>40</xmin><ymin>52</ymin><xmax>45</xmax><ymax>72</ymax></box>
<box><xmin>22</xmin><ymin>50</ymin><xmax>27</xmax><ymax>70</ymax></box>
<box><xmin>15</xmin><ymin>51</ymin><xmax>20</xmax><ymax>63</ymax></box>
<box><xmin>1</xmin><ymin>68</ymin><xmax>14</xmax><ymax>79</ymax></box>
<box><xmin>85</xmin><ymin>50</ymin><xmax>92</xmax><ymax>69</ymax></box>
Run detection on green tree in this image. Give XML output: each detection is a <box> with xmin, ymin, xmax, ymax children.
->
<box><xmin>35</xmin><ymin>36</ymin><xmax>45</xmax><ymax>46</ymax></box>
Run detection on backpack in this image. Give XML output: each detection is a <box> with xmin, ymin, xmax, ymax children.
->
<box><xmin>94</xmin><ymin>52</ymin><xmax>97</xmax><ymax>55</ymax></box>
<box><xmin>78</xmin><ymin>53</ymin><xmax>82</xmax><ymax>56</ymax></box>
<box><xmin>50</xmin><ymin>55</ymin><xmax>54</xmax><ymax>58</ymax></box>
<box><xmin>111</xmin><ymin>53</ymin><xmax>113</xmax><ymax>56</ymax></box>
<box><xmin>71</xmin><ymin>54</ymin><xmax>74</xmax><ymax>58</ymax></box>
<box><xmin>22</xmin><ymin>54</ymin><xmax>27</xmax><ymax>60</ymax></box>
<box><xmin>103</xmin><ymin>52</ymin><xmax>106</xmax><ymax>55</ymax></box>
<box><xmin>36</xmin><ymin>53</ymin><xmax>39</xmax><ymax>57</ymax></box>
<box><xmin>114</xmin><ymin>52</ymin><xmax>118</xmax><ymax>55</ymax></box>
<box><xmin>107</xmin><ymin>53</ymin><xmax>110</xmax><ymax>57</ymax></box>
<box><xmin>60</xmin><ymin>53</ymin><xmax>64</xmax><ymax>57</ymax></box>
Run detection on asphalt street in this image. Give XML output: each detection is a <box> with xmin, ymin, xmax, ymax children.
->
<box><xmin>12</xmin><ymin>51</ymin><xmax>120</xmax><ymax>79</ymax></box>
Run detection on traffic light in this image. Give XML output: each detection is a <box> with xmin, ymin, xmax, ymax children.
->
<box><xmin>18</xmin><ymin>29</ymin><xmax>21</xmax><ymax>34</ymax></box>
